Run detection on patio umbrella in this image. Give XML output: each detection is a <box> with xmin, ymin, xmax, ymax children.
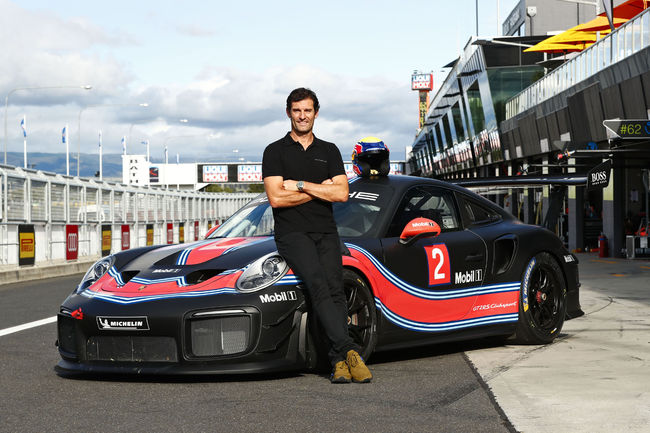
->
<box><xmin>524</xmin><ymin>41</ymin><xmax>591</xmax><ymax>54</ymax></box>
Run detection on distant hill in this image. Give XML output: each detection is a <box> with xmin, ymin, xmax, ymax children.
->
<box><xmin>5</xmin><ymin>152</ymin><xmax>124</xmax><ymax>178</ymax></box>
<box><xmin>3</xmin><ymin>151</ymin><xmax>262</xmax><ymax>179</ymax></box>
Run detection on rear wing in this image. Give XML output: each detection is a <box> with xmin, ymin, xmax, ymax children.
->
<box><xmin>451</xmin><ymin>160</ymin><xmax>611</xmax><ymax>231</ymax></box>
<box><xmin>452</xmin><ymin>160</ymin><xmax>611</xmax><ymax>190</ymax></box>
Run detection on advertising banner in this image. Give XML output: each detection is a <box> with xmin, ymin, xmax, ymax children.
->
<box><xmin>201</xmin><ymin>165</ymin><xmax>229</xmax><ymax>182</ymax></box>
<box><xmin>101</xmin><ymin>225</ymin><xmax>111</xmax><ymax>256</ymax></box>
<box><xmin>149</xmin><ymin>166</ymin><xmax>159</xmax><ymax>183</ymax></box>
<box><xmin>411</xmin><ymin>73</ymin><xmax>433</xmax><ymax>91</ymax></box>
<box><xmin>65</xmin><ymin>225</ymin><xmax>79</xmax><ymax>261</ymax></box>
<box><xmin>238</xmin><ymin>164</ymin><xmax>262</xmax><ymax>182</ymax></box>
<box><xmin>419</xmin><ymin>91</ymin><xmax>429</xmax><ymax>129</ymax></box>
<box><xmin>146</xmin><ymin>224</ymin><xmax>154</xmax><ymax>246</ymax></box>
<box><xmin>194</xmin><ymin>221</ymin><xmax>199</xmax><ymax>241</ymax></box>
<box><xmin>18</xmin><ymin>224</ymin><xmax>35</xmax><ymax>266</ymax></box>
<box><xmin>167</xmin><ymin>223</ymin><xmax>173</xmax><ymax>244</ymax></box>
<box><xmin>179</xmin><ymin>222</ymin><xmax>185</xmax><ymax>243</ymax></box>
<box><xmin>121</xmin><ymin>224</ymin><xmax>130</xmax><ymax>250</ymax></box>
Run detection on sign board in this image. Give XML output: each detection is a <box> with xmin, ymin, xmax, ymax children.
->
<box><xmin>65</xmin><ymin>225</ymin><xmax>79</xmax><ymax>261</ymax></box>
<box><xmin>167</xmin><ymin>223</ymin><xmax>174</xmax><ymax>244</ymax></box>
<box><xmin>603</xmin><ymin>119</ymin><xmax>650</xmax><ymax>139</ymax></box>
<box><xmin>201</xmin><ymin>164</ymin><xmax>229</xmax><ymax>182</ymax></box>
<box><xmin>418</xmin><ymin>91</ymin><xmax>429</xmax><ymax>129</ymax></box>
<box><xmin>18</xmin><ymin>224</ymin><xmax>35</xmax><ymax>266</ymax></box>
<box><xmin>587</xmin><ymin>159</ymin><xmax>612</xmax><ymax>190</ymax></box>
<box><xmin>121</xmin><ymin>224</ymin><xmax>130</xmax><ymax>250</ymax></box>
<box><xmin>146</xmin><ymin>224</ymin><xmax>154</xmax><ymax>246</ymax></box>
<box><xmin>101</xmin><ymin>225</ymin><xmax>111</xmax><ymax>256</ymax></box>
<box><xmin>179</xmin><ymin>222</ymin><xmax>185</xmax><ymax>243</ymax></box>
<box><xmin>411</xmin><ymin>73</ymin><xmax>433</xmax><ymax>91</ymax></box>
<box><xmin>149</xmin><ymin>166</ymin><xmax>159</xmax><ymax>183</ymax></box>
<box><xmin>238</xmin><ymin>165</ymin><xmax>263</xmax><ymax>182</ymax></box>
<box><xmin>194</xmin><ymin>221</ymin><xmax>199</xmax><ymax>241</ymax></box>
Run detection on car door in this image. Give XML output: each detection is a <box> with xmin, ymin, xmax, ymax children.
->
<box><xmin>377</xmin><ymin>185</ymin><xmax>487</xmax><ymax>335</ymax></box>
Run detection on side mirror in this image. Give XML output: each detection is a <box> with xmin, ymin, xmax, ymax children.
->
<box><xmin>399</xmin><ymin>217</ymin><xmax>441</xmax><ymax>246</ymax></box>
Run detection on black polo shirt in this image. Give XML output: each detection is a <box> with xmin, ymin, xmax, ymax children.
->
<box><xmin>262</xmin><ymin>132</ymin><xmax>346</xmax><ymax>238</ymax></box>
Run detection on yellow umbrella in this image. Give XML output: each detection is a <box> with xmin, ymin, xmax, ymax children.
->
<box><xmin>524</xmin><ymin>40</ymin><xmax>592</xmax><ymax>54</ymax></box>
<box><xmin>572</xmin><ymin>15</ymin><xmax>628</xmax><ymax>32</ymax></box>
<box><xmin>552</xmin><ymin>29</ymin><xmax>611</xmax><ymax>44</ymax></box>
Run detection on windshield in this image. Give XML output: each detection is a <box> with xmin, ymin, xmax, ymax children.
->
<box><xmin>209</xmin><ymin>183</ymin><xmax>393</xmax><ymax>239</ymax></box>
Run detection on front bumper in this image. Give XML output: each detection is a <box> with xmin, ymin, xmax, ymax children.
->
<box><xmin>56</xmin><ymin>287</ymin><xmax>312</xmax><ymax>375</ymax></box>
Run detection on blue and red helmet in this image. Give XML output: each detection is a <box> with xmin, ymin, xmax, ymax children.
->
<box><xmin>352</xmin><ymin>136</ymin><xmax>390</xmax><ymax>177</ymax></box>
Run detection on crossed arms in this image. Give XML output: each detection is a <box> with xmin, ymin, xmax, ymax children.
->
<box><xmin>264</xmin><ymin>175</ymin><xmax>349</xmax><ymax>208</ymax></box>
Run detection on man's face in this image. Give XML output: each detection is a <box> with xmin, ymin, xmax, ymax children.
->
<box><xmin>287</xmin><ymin>98</ymin><xmax>318</xmax><ymax>134</ymax></box>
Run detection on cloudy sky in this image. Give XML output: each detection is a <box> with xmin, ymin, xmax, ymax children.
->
<box><xmin>1</xmin><ymin>0</ymin><xmax>518</xmax><ymax>166</ymax></box>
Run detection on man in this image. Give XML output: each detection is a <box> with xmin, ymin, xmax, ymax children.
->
<box><xmin>262</xmin><ymin>87</ymin><xmax>372</xmax><ymax>383</ymax></box>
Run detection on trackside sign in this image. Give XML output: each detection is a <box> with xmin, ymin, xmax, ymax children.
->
<box><xmin>587</xmin><ymin>159</ymin><xmax>611</xmax><ymax>190</ymax></box>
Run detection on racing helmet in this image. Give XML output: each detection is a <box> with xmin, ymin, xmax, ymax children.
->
<box><xmin>351</xmin><ymin>136</ymin><xmax>390</xmax><ymax>177</ymax></box>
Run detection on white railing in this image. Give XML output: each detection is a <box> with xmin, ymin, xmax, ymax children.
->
<box><xmin>0</xmin><ymin>165</ymin><xmax>257</xmax><ymax>268</ymax></box>
<box><xmin>506</xmin><ymin>8</ymin><xmax>650</xmax><ymax>119</ymax></box>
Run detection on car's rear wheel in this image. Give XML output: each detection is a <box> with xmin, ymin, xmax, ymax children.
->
<box><xmin>515</xmin><ymin>252</ymin><xmax>567</xmax><ymax>344</ymax></box>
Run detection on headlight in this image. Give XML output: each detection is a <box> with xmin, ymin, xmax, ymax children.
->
<box><xmin>236</xmin><ymin>252</ymin><xmax>288</xmax><ymax>293</ymax></box>
<box><xmin>76</xmin><ymin>255</ymin><xmax>115</xmax><ymax>293</ymax></box>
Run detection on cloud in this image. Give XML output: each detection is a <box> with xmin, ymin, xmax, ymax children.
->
<box><xmin>175</xmin><ymin>24</ymin><xmax>216</xmax><ymax>38</ymax></box>
<box><xmin>1</xmin><ymin>1</ymin><xmax>414</xmax><ymax>165</ymax></box>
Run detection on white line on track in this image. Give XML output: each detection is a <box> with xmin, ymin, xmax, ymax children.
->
<box><xmin>0</xmin><ymin>316</ymin><xmax>57</xmax><ymax>337</ymax></box>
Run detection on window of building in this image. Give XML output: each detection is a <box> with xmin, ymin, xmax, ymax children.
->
<box><xmin>467</xmin><ymin>81</ymin><xmax>486</xmax><ymax>133</ymax></box>
<box><xmin>442</xmin><ymin>114</ymin><xmax>454</xmax><ymax>147</ymax></box>
<box><xmin>452</xmin><ymin>102</ymin><xmax>466</xmax><ymax>141</ymax></box>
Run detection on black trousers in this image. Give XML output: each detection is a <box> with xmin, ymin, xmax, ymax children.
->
<box><xmin>275</xmin><ymin>231</ymin><xmax>359</xmax><ymax>366</ymax></box>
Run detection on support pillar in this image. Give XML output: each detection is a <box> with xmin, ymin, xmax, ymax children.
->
<box><xmin>567</xmin><ymin>157</ymin><xmax>584</xmax><ymax>252</ymax></box>
<box><xmin>602</xmin><ymin>157</ymin><xmax>625</xmax><ymax>257</ymax></box>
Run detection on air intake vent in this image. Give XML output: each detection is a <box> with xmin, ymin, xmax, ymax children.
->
<box><xmin>86</xmin><ymin>336</ymin><xmax>178</xmax><ymax>362</ymax></box>
<box><xmin>57</xmin><ymin>315</ymin><xmax>77</xmax><ymax>357</ymax></box>
<box><xmin>189</xmin><ymin>316</ymin><xmax>251</xmax><ymax>357</ymax></box>
<box><xmin>184</xmin><ymin>269</ymin><xmax>224</xmax><ymax>285</ymax></box>
<box><xmin>120</xmin><ymin>270</ymin><xmax>139</xmax><ymax>284</ymax></box>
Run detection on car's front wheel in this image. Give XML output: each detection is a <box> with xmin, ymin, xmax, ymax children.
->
<box><xmin>515</xmin><ymin>252</ymin><xmax>567</xmax><ymax>344</ymax></box>
<box><xmin>343</xmin><ymin>268</ymin><xmax>377</xmax><ymax>360</ymax></box>
<box><xmin>306</xmin><ymin>269</ymin><xmax>377</xmax><ymax>371</ymax></box>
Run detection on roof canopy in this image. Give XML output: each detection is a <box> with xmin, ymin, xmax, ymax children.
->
<box><xmin>524</xmin><ymin>0</ymin><xmax>648</xmax><ymax>54</ymax></box>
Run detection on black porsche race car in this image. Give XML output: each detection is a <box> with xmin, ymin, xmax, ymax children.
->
<box><xmin>56</xmin><ymin>174</ymin><xmax>581</xmax><ymax>375</ymax></box>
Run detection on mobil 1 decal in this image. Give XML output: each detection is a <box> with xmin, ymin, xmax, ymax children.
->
<box><xmin>424</xmin><ymin>243</ymin><xmax>451</xmax><ymax>286</ymax></box>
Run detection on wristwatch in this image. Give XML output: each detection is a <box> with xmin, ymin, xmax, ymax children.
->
<box><xmin>297</xmin><ymin>180</ymin><xmax>304</xmax><ymax>192</ymax></box>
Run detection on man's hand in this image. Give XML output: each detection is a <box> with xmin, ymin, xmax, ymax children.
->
<box><xmin>282</xmin><ymin>179</ymin><xmax>299</xmax><ymax>191</ymax></box>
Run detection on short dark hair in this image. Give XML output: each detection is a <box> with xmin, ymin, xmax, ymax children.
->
<box><xmin>286</xmin><ymin>87</ymin><xmax>320</xmax><ymax>112</ymax></box>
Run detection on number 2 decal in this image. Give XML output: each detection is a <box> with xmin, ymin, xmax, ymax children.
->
<box><xmin>424</xmin><ymin>244</ymin><xmax>451</xmax><ymax>286</ymax></box>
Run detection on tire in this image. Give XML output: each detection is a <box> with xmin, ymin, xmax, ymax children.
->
<box><xmin>307</xmin><ymin>269</ymin><xmax>378</xmax><ymax>371</ymax></box>
<box><xmin>343</xmin><ymin>269</ymin><xmax>378</xmax><ymax>360</ymax></box>
<box><xmin>514</xmin><ymin>252</ymin><xmax>567</xmax><ymax>344</ymax></box>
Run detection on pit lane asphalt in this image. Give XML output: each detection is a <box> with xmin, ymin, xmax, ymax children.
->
<box><xmin>0</xmin><ymin>273</ymin><xmax>513</xmax><ymax>433</ymax></box>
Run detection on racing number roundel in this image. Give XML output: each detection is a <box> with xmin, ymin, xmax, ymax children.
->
<box><xmin>424</xmin><ymin>244</ymin><xmax>451</xmax><ymax>286</ymax></box>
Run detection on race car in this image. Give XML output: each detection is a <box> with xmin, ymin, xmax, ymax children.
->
<box><xmin>56</xmin><ymin>174</ymin><xmax>581</xmax><ymax>375</ymax></box>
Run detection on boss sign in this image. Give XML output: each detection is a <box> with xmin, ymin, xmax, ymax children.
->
<box><xmin>66</xmin><ymin>225</ymin><xmax>79</xmax><ymax>260</ymax></box>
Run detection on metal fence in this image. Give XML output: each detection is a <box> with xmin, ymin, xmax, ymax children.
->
<box><xmin>506</xmin><ymin>8</ymin><xmax>650</xmax><ymax>119</ymax></box>
<box><xmin>0</xmin><ymin>165</ymin><xmax>257</xmax><ymax>267</ymax></box>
